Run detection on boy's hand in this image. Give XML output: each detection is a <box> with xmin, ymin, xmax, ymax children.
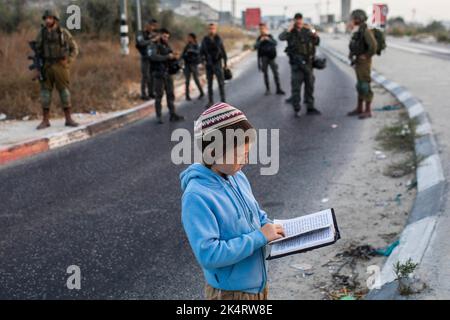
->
<box><xmin>260</xmin><ymin>224</ymin><xmax>285</xmax><ymax>242</ymax></box>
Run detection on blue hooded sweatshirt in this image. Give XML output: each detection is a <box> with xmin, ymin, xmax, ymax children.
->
<box><xmin>180</xmin><ymin>163</ymin><xmax>270</xmax><ymax>293</ymax></box>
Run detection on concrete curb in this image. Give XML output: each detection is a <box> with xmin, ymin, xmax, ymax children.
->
<box><xmin>0</xmin><ymin>50</ymin><xmax>253</xmax><ymax>167</ymax></box>
<box><xmin>321</xmin><ymin>45</ymin><xmax>446</xmax><ymax>299</ymax></box>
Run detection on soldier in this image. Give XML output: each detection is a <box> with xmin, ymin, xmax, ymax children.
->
<box><xmin>254</xmin><ymin>23</ymin><xmax>285</xmax><ymax>96</ymax></box>
<box><xmin>34</xmin><ymin>9</ymin><xmax>79</xmax><ymax>130</ymax></box>
<box><xmin>149</xmin><ymin>28</ymin><xmax>184</xmax><ymax>124</ymax></box>
<box><xmin>201</xmin><ymin>23</ymin><xmax>228</xmax><ymax>108</ymax></box>
<box><xmin>347</xmin><ymin>9</ymin><xmax>378</xmax><ymax>119</ymax></box>
<box><xmin>182</xmin><ymin>33</ymin><xmax>204</xmax><ymax>101</ymax></box>
<box><xmin>136</xmin><ymin>19</ymin><xmax>158</xmax><ymax>100</ymax></box>
<box><xmin>280</xmin><ymin>13</ymin><xmax>321</xmax><ymax>117</ymax></box>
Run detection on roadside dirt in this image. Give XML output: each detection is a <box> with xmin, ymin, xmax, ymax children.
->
<box><xmin>269</xmin><ymin>84</ymin><xmax>416</xmax><ymax>300</ymax></box>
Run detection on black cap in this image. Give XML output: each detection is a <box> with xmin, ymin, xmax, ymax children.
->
<box><xmin>148</xmin><ymin>18</ymin><xmax>158</xmax><ymax>24</ymax></box>
<box><xmin>294</xmin><ymin>13</ymin><xmax>303</xmax><ymax>19</ymax></box>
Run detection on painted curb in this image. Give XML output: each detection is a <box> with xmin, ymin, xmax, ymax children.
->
<box><xmin>0</xmin><ymin>50</ymin><xmax>252</xmax><ymax>167</ymax></box>
<box><xmin>321</xmin><ymin>45</ymin><xmax>446</xmax><ymax>299</ymax></box>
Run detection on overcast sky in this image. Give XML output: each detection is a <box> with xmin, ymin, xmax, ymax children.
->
<box><xmin>206</xmin><ymin>0</ymin><xmax>450</xmax><ymax>24</ymax></box>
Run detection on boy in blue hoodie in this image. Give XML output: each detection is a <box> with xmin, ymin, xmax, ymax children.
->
<box><xmin>180</xmin><ymin>103</ymin><xmax>285</xmax><ymax>300</ymax></box>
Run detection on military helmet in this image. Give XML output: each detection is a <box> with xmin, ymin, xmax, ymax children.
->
<box><xmin>351</xmin><ymin>9</ymin><xmax>368</xmax><ymax>22</ymax></box>
<box><xmin>42</xmin><ymin>9</ymin><xmax>60</xmax><ymax>21</ymax></box>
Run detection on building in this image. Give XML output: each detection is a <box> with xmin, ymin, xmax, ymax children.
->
<box><xmin>162</xmin><ymin>0</ymin><xmax>220</xmax><ymax>23</ymax></box>
<box><xmin>341</xmin><ymin>0</ymin><xmax>351</xmax><ymax>22</ymax></box>
<box><xmin>160</xmin><ymin>0</ymin><xmax>183</xmax><ymax>10</ymax></box>
<box><xmin>262</xmin><ymin>15</ymin><xmax>287</xmax><ymax>30</ymax></box>
<box><xmin>219</xmin><ymin>11</ymin><xmax>233</xmax><ymax>25</ymax></box>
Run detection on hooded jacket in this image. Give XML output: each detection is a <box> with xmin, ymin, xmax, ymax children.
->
<box><xmin>180</xmin><ymin>163</ymin><xmax>270</xmax><ymax>293</ymax></box>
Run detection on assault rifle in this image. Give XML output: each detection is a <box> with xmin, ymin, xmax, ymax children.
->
<box><xmin>28</xmin><ymin>41</ymin><xmax>45</xmax><ymax>81</ymax></box>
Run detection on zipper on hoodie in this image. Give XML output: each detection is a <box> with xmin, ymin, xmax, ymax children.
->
<box><xmin>227</xmin><ymin>179</ymin><xmax>254</xmax><ymax>229</ymax></box>
<box><xmin>228</xmin><ymin>176</ymin><xmax>267</xmax><ymax>292</ymax></box>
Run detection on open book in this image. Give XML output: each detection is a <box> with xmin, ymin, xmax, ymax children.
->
<box><xmin>267</xmin><ymin>208</ymin><xmax>340</xmax><ymax>260</ymax></box>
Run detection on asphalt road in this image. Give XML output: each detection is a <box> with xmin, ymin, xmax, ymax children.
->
<box><xmin>0</xmin><ymin>48</ymin><xmax>364</xmax><ymax>299</ymax></box>
<box><xmin>387</xmin><ymin>36</ymin><xmax>450</xmax><ymax>60</ymax></box>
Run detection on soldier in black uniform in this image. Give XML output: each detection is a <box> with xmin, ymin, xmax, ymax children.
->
<box><xmin>255</xmin><ymin>23</ymin><xmax>285</xmax><ymax>95</ymax></box>
<box><xmin>149</xmin><ymin>28</ymin><xmax>184</xmax><ymax>124</ymax></box>
<box><xmin>280</xmin><ymin>13</ymin><xmax>321</xmax><ymax>117</ymax></box>
<box><xmin>136</xmin><ymin>19</ymin><xmax>158</xmax><ymax>100</ymax></box>
<box><xmin>182</xmin><ymin>33</ymin><xmax>204</xmax><ymax>101</ymax></box>
<box><xmin>201</xmin><ymin>23</ymin><xmax>228</xmax><ymax>107</ymax></box>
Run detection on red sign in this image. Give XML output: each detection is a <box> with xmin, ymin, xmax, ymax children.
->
<box><xmin>372</xmin><ymin>4</ymin><xmax>389</xmax><ymax>28</ymax></box>
<box><xmin>245</xmin><ymin>8</ymin><xmax>261</xmax><ymax>30</ymax></box>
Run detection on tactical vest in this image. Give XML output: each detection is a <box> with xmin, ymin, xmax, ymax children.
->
<box><xmin>40</xmin><ymin>27</ymin><xmax>69</xmax><ymax>61</ymax></box>
<box><xmin>151</xmin><ymin>41</ymin><xmax>173</xmax><ymax>75</ymax></box>
<box><xmin>349</xmin><ymin>24</ymin><xmax>369</xmax><ymax>56</ymax></box>
<box><xmin>286</xmin><ymin>28</ymin><xmax>315</xmax><ymax>60</ymax></box>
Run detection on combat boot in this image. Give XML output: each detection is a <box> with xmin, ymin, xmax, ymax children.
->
<box><xmin>170</xmin><ymin>113</ymin><xmax>185</xmax><ymax>122</ymax></box>
<box><xmin>36</xmin><ymin>109</ymin><xmax>51</xmax><ymax>130</ymax></box>
<box><xmin>307</xmin><ymin>107</ymin><xmax>322</xmax><ymax>115</ymax></box>
<box><xmin>348</xmin><ymin>99</ymin><xmax>364</xmax><ymax>116</ymax></box>
<box><xmin>276</xmin><ymin>87</ymin><xmax>286</xmax><ymax>95</ymax></box>
<box><xmin>359</xmin><ymin>101</ymin><xmax>373</xmax><ymax>119</ymax></box>
<box><xmin>64</xmin><ymin>108</ymin><xmax>79</xmax><ymax>127</ymax></box>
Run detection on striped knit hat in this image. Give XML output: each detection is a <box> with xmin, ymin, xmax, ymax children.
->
<box><xmin>194</xmin><ymin>102</ymin><xmax>248</xmax><ymax>139</ymax></box>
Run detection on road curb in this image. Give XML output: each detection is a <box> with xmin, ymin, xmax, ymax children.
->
<box><xmin>321</xmin><ymin>45</ymin><xmax>446</xmax><ymax>299</ymax></box>
<box><xmin>0</xmin><ymin>50</ymin><xmax>252</xmax><ymax>167</ymax></box>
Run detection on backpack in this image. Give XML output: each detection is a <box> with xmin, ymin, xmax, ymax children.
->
<box><xmin>371</xmin><ymin>28</ymin><xmax>386</xmax><ymax>55</ymax></box>
<box><xmin>258</xmin><ymin>37</ymin><xmax>277</xmax><ymax>60</ymax></box>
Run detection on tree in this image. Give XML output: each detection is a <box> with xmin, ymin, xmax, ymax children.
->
<box><xmin>422</xmin><ymin>20</ymin><xmax>446</xmax><ymax>33</ymax></box>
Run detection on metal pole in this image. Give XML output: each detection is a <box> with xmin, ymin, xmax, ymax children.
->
<box><xmin>136</xmin><ymin>0</ymin><xmax>142</xmax><ymax>32</ymax></box>
<box><xmin>232</xmin><ymin>0</ymin><xmax>236</xmax><ymax>24</ymax></box>
<box><xmin>120</xmin><ymin>0</ymin><xmax>130</xmax><ymax>56</ymax></box>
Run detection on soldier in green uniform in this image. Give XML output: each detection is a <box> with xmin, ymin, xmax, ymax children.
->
<box><xmin>280</xmin><ymin>13</ymin><xmax>321</xmax><ymax>117</ymax></box>
<box><xmin>348</xmin><ymin>9</ymin><xmax>378</xmax><ymax>119</ymax></box>
<box><xmin>35</xmin><ymin>9</ymin><xmax>79</xmax><ymax>130</ymax></box>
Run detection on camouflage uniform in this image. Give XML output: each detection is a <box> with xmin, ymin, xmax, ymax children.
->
<box><xmin>36</xmin><ymin>23</ymin><xmax>78</xmax><ymax>112</ymax></box>
<box><xmin>279</xmin><ymin>27</ymin><xmax>320</xmax><ymax>113</ymax></box>
<box><xmin>136</xmin><ymin>30</ymin><xmax>158</xmax><ymax>98</ymax></box>
<box><xmin>349</xmin><ymin>23</ymin><xmax>377</xmax><ymax>103</ymax></box>
<box><xmin>149</xmin><ymin>39</ymin><xmax>184</xmax><ymax>123</ymax></box>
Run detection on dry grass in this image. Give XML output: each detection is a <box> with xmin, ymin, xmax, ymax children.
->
<box><xmin>0</xmin><ymin>29</ymin><xmax>141</xmax><ymax>119</ymax></box>
<box><xmin>0</xmin><ymin>26</ymin><xmax>253</xmax><ymax>120</ymax></box>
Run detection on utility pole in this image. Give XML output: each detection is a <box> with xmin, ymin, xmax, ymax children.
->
<box><xmin>136</xmin><ymin>0</ymin><xmax>142</xmax><ymax>32</ymax></box>
<box><xmin>232</xmin><ymin>0</ymin><xmax>236</xmax><ymax>24</ymax></box>
<box><xmin>120</xmin><ymin>0</ymin><xmax>129</xmax><ymax>56</ymax></box>
<box><xmin>316</xmin><ymin>1</ymin><xmax>322</xmax><ymax>25</ymax></box>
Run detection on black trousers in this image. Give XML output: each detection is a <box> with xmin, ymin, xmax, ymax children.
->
<box><xmin>261</xmin><ymin>56</ymin><xmax>281</xmax><ymax>91</ymax></box>
<box><xmin>141</xmin><ymin>58</ymin><xmax>154</xmax><ymax>97</ymax></box>
<box><xmin>153</xmin><ymin>73</ymin><xmax>175</xmax><ymax>117</ymax></box>
<box><xmin>206</xmin><ymin>63</ymin><xmax>225</xmax><ymax>104</ymax></box>
<box><xmin>184</xmin><ymin>63</ymin><xmax>204</xmax><ymax>97</ymax></box>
